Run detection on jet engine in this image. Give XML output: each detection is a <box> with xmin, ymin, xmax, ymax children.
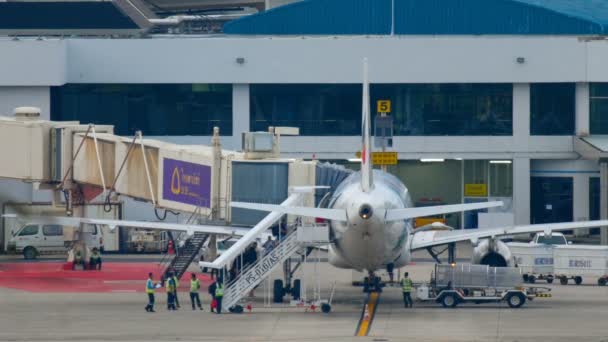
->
<box><xmin>471</xmin><ymin>239</ymin><xmax>514</xmax><ymax>267</ymax></box>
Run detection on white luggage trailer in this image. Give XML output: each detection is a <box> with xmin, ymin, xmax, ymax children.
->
<box><xmin>508</xmin><ymin>242</ymin><xmax>555</xmax><ymax>284</ymax></box>
<box><xmin>553</xmin><ymin>245</ymin><xmax>608</xmax><ymax>286</ymax></box>
<box><xmin>416</xmin><ymin>264</ymin><xmax>551</xmax><ymax>308</ymax></box>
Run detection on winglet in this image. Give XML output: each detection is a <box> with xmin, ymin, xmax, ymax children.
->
<box><xmin>361</xmin><ymin>58</ymin><xmax>373</xmax><ymax>192</ymax></box>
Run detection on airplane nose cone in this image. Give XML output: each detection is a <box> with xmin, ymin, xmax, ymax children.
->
<box><xmin>358</xmin><ymin>204</ymin><xmax>373</xmax><ymax>220</ymax></box>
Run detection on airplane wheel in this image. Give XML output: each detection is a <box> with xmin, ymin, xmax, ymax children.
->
<box><xmin>291</xmin><ymin>279</ymin><xmax>301</xmax><ymax>300</ymax></box>
<box><xmin>273</xmin><ymin>279</ymin><xmax>284</xmax><ymax>303</ymax></box>
<box><xmin>598</xmin><ymin>278</ymin><xmax>607</xmax><ymax>286</ymax></box>
<box><xmin>575</xmin><ymin>276</ymin><xmax>583</xmax><ymax>285</ymax></box>
<box><xmin>528</xmin><ymin>275</ymin><xmax>536</xmax><ymax>284</ymax></box>
<box><xmin>522</xmin><ymin>274</ymin><xmax>529</xmax><ymax>283</ymax></box>
<box><xmin>506</xmin><ymin>293</ymin><xmax>526</xmax><ymax>308</ymax></box>
<box><xmin>441</xmin><ymin>294</ymin><xmax>458</xmax><ymax>308</ymax></box>
<box><xmin>546</xmin><ymin>276</ymin><xmax>554</xmax><ymax>284</ymax></box>
<box><xmin>560</xmin><ymin>277</ymin><xmax>568</xmax><ymax>285</ymax></box>
<box><xmin>321</xmin><ymin>303</ymin><xmax>331</xmax><ymax>313</ymax></box>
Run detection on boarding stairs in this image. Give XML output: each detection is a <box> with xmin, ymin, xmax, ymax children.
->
<box><xmin>162</xmin><ymin>232</ymin><xmax>209</xmax><ymax>281</ymax></box>
<box><xmin>222</xmin><ymin>230</ymin><xmax>303</xmax><ymax>311</ymax></box>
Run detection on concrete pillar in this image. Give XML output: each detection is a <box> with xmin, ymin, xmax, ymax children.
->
<box><xmin>576</xmin><ymin>82</ymin><xmax>590</xmax><ymax>137</ymax></box>
<box><xmin>573</xmin><ymin>174</ymin><xmax>590</xmax><ymax>237</ymax></box>
<box><xmin>232</xmin><ymin>84</ymin><xmax>250</xmax><ymax>150</ymax></box>
<box><xmin>601</xmin><ymin>162</ymin><xmax>608</xmax><ymax>245</ymax></box>
<box><xmin>513</xmin><ymin>83</ymin><xmax>530</xmax><ymax>142</ymax></box>
<box><xmin>513</xmin><ymin>157</ymin><xmax>531</xmax><ymax>225</ymax></box>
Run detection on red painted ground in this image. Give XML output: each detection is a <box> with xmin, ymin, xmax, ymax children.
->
<box><xmin>0</xmin><ymin>262</ymin><xmax>212</xmax><ymax>293</ymax></box>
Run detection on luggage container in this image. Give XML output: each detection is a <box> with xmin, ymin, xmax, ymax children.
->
<box><xmin>507</xmin><ymin>242</ymin><xmax>555</xmax><ymax>284</ymax></box>
<box><xmin>553</xmin><ymin>245</ymin><xmax>608</xmax><ymax>286</ymax></box>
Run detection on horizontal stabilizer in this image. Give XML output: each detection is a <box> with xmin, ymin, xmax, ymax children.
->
<box><xmin>231</xmin><ymin>202</ymin><xmax>347</xmax><ymax>221</ymax></box>
<box><xmin>385</xmin><ymin>201</ymin><xmax>503</xmax><ymax>222</ymax></box>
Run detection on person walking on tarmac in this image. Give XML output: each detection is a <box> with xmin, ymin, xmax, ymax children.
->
<box><xmin>208</xmin><ymin>280</ymin><xmax>217</xmax><ymax>313</ymax></box>
<box><xmin>189</xmin><ymin>273</ymin><xmax>203</xmax><ymax>311</ymax></box>
<box><xmin>214</xmin><ymin>278</ymin><xmax>224</xmax><ymax>314</ymax></box>
<box><xmin>166</xmin><ymin>272</ymin><xmax>177</xmax><ymax>311</ymax></box>
<box><xmin>172</xmin><ymin>272</ymin><xmax>181</xmax><ymax>309</ymax></box>
<box><xmin>402</xmin><ymin>272</ymin><xmax>414</xmax><ymax>308</ymax></box>
<box><xmin>145</xmin><ymin>272</ymin><xmax>156</xmax><ymax>312</ymax></box>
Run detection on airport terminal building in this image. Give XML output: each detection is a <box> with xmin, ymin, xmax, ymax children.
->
<box><xmin>2</xmin><ymin>0</ymin><xmax>608</xmax><ymax>242</ymax></box>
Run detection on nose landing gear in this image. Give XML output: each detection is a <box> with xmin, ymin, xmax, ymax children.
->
<box><xmin>363</xmin><ymin>271</ymin><xmax>383</xmax><ymax>293</ymax></box>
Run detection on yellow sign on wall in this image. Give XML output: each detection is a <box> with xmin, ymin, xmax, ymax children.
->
<box><xmin>377</xmin><ymin>100</ymin><xmax>391</xmax><ymax>113</ymax></box>
<box><xmin>355</xmin><ymin>151</ymin><xmax>398</xmax><ymax>165</ymax></box>
<box><xmin>464</xmin><ymin>183</ymin><xmax>488</xmax><ymax>197</ymax></box>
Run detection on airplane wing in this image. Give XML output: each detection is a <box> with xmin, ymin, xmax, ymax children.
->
<box><xmin>410</xmin><ymin>220</ymin><xmax>608</xmax><ymax>250</ymax></box>
<box><xmin>230</xmin><ymin>202</ymin><xmax>348</xmax><ymax>221</ymax></box>
<box><xmin>3</xmin><ymin>215</ymin><xmax>251</xmax><ymax>237</ymax></box>
<box><xmin>385</xmin><ymin>201</ymin><xmax>503</xmax><ymax>222</ymax></box>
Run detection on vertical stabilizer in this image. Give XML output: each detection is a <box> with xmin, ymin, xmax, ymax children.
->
<box><xmin>361</xmin><ymin>58</ymin><xmax>373</xmax><ymax>192</ymax></box>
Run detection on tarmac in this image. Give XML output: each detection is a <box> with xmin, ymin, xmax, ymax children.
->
<box><xmin>2</xmin><ymin>252</ymin><xmax>608</xmax><ymax>342</ymax></box>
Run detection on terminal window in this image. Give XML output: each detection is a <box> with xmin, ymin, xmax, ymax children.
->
<box><xmin>250</xmin><ymin>84</ymin><xmax>361</xmax><ymax>135</ymax></box>
<box><xmin>251</xmin><ymin>83</ymin><xmax>512</xmax><ymax>136</ymax></box>
<box><xmin>590</xmin><ymin>83</ymin><xmax>608</xmax><ymax>134</ymax></box>
<box><xmin>51</xmin><ymin>84</ymin><xmax>233</xmax><ymax>136</ymax></box>
<box><xmin>530</xmin><ymin>83</ymin><xmax>575</xmax><ymax>135</ymax></box>
<box><xmin>371</xmin><ymin>84</ymin><xmax>513</xmax><ymax>136</ymax></box>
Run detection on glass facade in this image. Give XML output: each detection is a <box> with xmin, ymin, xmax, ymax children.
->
<box><xmin>530</xmin><ymin>83</ymin><xmax>575</xmax><ymax>135</ymax></box>
<box><xmin>251</xmin><ymin>83</ymin><xmax>512</xmax><ymax>136</ymax></box>
<box><xmin>371</xmin><ymin>84</ymin><xmax>512</xmax><ymax>136</ymax></box>
<box><xmin>590</xmin><ymin>83</ymin><xmax>608</xmax><ymax>134</ymax></box>
<box><xmin>51</xmin><ymin>84</ymin><xmax>233</xmax><ymax>136</ymax></box>
<box><xmin>530</xmin><ymin>177</ymin><xmax>573</xmax><ymax>224</ymax></box>
<box><xmin>250</xmin><ymin>84</ymin><xmax>362</xmax><ymax>135</ymax></box>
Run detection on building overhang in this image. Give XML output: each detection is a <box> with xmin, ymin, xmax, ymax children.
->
<box><xmin>574</xmin><ymin>136</ymin><xmax>608</xmax><ymax>161</ymax></box>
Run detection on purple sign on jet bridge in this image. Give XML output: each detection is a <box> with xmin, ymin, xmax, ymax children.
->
<box><xmin>162</xmin><ymin>158</ymin><xmax>212</xmax><ymax>207</ymax></box>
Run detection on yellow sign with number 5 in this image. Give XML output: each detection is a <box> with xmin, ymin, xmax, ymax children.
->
<box><xmin>377</xmin><ymin>100</ymin><xmax>391</xmax><ymax>113</ymax></box>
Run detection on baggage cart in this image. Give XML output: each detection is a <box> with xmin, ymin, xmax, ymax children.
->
<box><xmin>553</xmin><ymin>245</ymin><xmax>608</xmax><ymax>286</ymax></box>
<box><xmin>416</xmin><ymin>264</ymin><xmax>551</xmax><ymax>308</ymax></box>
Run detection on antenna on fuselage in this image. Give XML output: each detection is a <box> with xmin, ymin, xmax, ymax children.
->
<box><xmin>360</xmin><ymin>58</ymin><xmax>374</xmax><ymax>193</ymax></box>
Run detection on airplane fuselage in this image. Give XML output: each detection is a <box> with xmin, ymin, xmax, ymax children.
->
<box><xmin>327</xmin><ymin>170</ymin><xmax>413</xmax><ymax>271</ymax></box>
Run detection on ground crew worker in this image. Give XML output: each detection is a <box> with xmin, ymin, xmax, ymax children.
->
<box><xmin>145</xmin><ymin>272</ymin><xmax>156</xmax><ymax>313</ymax></box>
<box><xmin>172</xmin><ymin>273</ymin><xmax>181</xmax><ymax>309</ymax></box>
<box><xmin>189</xmin><ymin>273</ymin><xmax>202</xmax><ymax>311</ymax></box>
<box><xmin>89</xmin><ymin>247</ymin><xmax>102</xmax><ymax>271</ymax></box>
<box><xmin>402</xmin><ymin>272</ymin><xmax>413</xmax><ymax>308</ymax></box>
<box><xmin>215</xmin><ymin>279</ymin><xmax>224</xmax><ymax>314</ymax></box>
<box><xmin>166</xmin><ymin>272</ymin><xmax>177</xmax><ymax>311</ymax></box>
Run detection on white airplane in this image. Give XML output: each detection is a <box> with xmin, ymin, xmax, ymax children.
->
<box><xmin>10</xmin><ymin>59</ymin><xmax>608</xmax><ymax>285</ymax></box>
<box><xmin>229</xmin><ymin>59</ymin><xmax>608</xmax><ymax>279</ymax></box>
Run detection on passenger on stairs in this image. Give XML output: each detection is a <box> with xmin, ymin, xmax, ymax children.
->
<box><xmin>189</xmin><ymin>273</ymin><xmax>203</xmax><ymax>311</ymax></box>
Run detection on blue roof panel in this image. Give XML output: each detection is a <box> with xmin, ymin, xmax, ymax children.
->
<box><xmin>224</xmin><ymin>0</ymin><xmax>608</xmax><ymax>35</ymax></box>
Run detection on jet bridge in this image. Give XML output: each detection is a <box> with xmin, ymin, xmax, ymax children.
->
<box><xmin>0</xmin><ymin>109</ymin><xmax>325</xmax><ymax>282</ymax></box>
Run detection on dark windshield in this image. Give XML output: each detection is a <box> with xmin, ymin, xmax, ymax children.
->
<box><xmin>536</xmin><ymin>235</ymin><xmax>566</xmax><ymax>245</ymax></box>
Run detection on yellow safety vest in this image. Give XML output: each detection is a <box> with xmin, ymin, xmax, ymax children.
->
<box><xmin>402</xmin><ymin>278</ymin><xmax>413</xmax><ymax>292</ymax></box>
<box><xmin>146</xmin><ymin>279</ymin><xmax>155</xmax><ymax>294</ymax></box>
<box><xmin>190</xmin><ymin>279</ymin><xmax>200</xmax><ymax>293</ymax></box>
<box><xmin>166</xmin><ymin>278</ymin><xmax>176</xmax><ymax>292</ymax></box>
<box><xmin>215</xmin><ymin>284</ymin><xmax>224</xmax><ymax>297</ymax></box>
<box><xmin>173</xmin><ymin>276</ymin><xmax>179</xmax><ymax>288</ymax></box>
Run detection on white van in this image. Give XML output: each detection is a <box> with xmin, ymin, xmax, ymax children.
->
<box><xmin>8</xmin><ymin>223</ymin><xmax>103</xmax><ymax>259</ymax></box>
